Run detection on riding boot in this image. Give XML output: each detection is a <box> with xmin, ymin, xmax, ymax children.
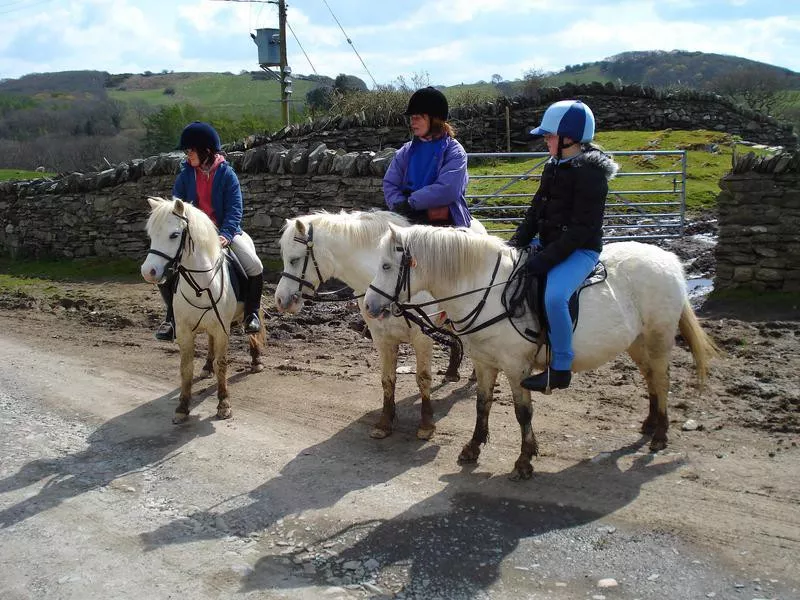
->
<box><xmin>521</xmin><ymin>368</ymin><xmax>571</xmax><ymax>393</ymax></box>
<box><xmin>243</xmin><ymin>273</ymin><xmax>263</xmax><ymax>334</ymax></box>
<box><xmin>155</xmin><ymin>281</ymin><xmax>175</xmax><ymax>341</ymax></box>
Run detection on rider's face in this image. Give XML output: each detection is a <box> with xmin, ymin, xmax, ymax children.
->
<box><xmin>185</xmin><ymin>148</ymin><xmax>201</xmax><ymax>168</ymax></box>
<box><xmin>409</xmin><ymin>114</ymin><xmax>431</xmax><ymax>138</ymax></box>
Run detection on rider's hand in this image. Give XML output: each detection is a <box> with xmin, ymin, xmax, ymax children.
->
<box><xmin>525</xmin><ymin>253</ymin><xmax>549</xmax><ymax>275</ymax></box>
<box><xmin>219</xmin><ymin>235</ymin><xmax>230</xmax><ymax>248</ymax></box>
<box><xmin>393</xmin><ymin>199</ymin><xmax>413</xmax><ymax>216</ymax></box>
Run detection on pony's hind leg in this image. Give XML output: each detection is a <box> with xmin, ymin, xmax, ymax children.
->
<box><xmin>443</xmin><ymin>340</ymin><xmax>462</xmax><ymax>382</ymax></box>
<box><xmin>212</xmin><ymin>333</ymin><xmax>232</xmax><ymax>419</ymax></box>
<box><xmin>248</xmin><ymin>313</ymin><xmax>266</xmax><ymax>373</ymax></box>
<box><xmin>627</xmin><ymin>333</ymin><xmax>672</xmax><ymax>451</ymax></box>
<box><xmin>509</xmin><ymin>377</ymin><xmax>538</xmax><ymax>481</ymax></box>
<box><xmin>458</xmin><ymin>362</ymin><xmax>499</xmax><ymax>464</ymax></box>
<box><xmin>201</xmin><ymin>337</ymin><xmax>215</xmax><ymax>379</ymax></box>
<box><xmin>174</xmin><ymin>333</ymin><xmax>196</xmax><ymax>424</ymax></box>
<box><xmin>370</xmin><ymin>342</ymin><xmax>398</xmax><ymax>439</ymax></box>
<box><xmin>412</xmin><ymin>334</ymin><xmax>435</xmax><ymax>440</ymax></box>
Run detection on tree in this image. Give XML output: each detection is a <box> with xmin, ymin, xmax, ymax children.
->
<box><xmin>709</xmin><ymin>67</ymin><xmax>788</xmax><ymax>115</ymax></box>
<box><xmin>333</xmin><ymin>74</ymin><xmax>368</xmax><ymax>94</ymax></box>
<box><xmin>491</xmin><ymin>74</ymin><xmax>503</xmax><ymax>85</ymax></box>
<box><xmin>522</xmin><ymin>68</ymin><xmax>546</xmax><ymax>98</ymax></box>
<box><xmin>305</xmin><ymin>86</ymin><xmax>335</xmax><ymax>113</ymax></box>
<box><xmin>142</xmin><ymin>103</ymin><xmax>202</xmax><ymax>154</ymax></box>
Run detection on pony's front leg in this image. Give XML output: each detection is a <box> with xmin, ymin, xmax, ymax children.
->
<box><xmin>443</xmin><ymin>340</ymin><xmax>462</xmax><ymax>382</ymax></box>
<box><xmin>370</xmin><ymin>340</ymin><xmax>398</xmax><ymax>439</ymax></box>
<box><xmin>174</xmin><ymin>331</ymin><xmax>196</xmax><ymax>424</ymax></box>
<box><xmin>458</xmin><ymin>362</ymin><xmax>499</xmax><ymax>464</ymax></box>
<box><xmin>212</xmin><ymin>333</ymin><xmax>232</xmax><ymax>419</ymax></box>
<box><xmin>411</xmin><ymin>334</ymin><xmax>435</xmax><ymax>440</ymax></box>
<box><xmin>508</xmin><ymin>377</ymin><xmax>538</xmax><ymax>481</ymax></box>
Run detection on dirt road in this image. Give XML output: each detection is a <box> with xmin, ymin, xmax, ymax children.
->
<box><xmin>0</xmin><ymin>279</ymin><xmax>798</xmax><ymax>599</ymax></box>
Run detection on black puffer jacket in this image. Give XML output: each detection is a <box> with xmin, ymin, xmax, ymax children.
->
<box><xmin>509</xmin><ymin>147</ymin><xmax>619</xmax><ymax>270</ymax></box>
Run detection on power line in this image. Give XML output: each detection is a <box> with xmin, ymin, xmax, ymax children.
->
<box><xmin>320</xmin><ymin>0</ymin><xmax>378</xmax><ymax>88</ymax></box>
<box><xmin>287</xmin><ymin>20</ymin><xmax>318</xmax><ymax>75</ymax></box>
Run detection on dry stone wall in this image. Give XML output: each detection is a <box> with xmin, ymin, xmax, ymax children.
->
<box><xmin>0</xmin><ymin>146</ymin><xmax>394</xmax><ymax>267</ymax></box>
<box><xmin>715</xmin><ymin>151</ymin><xmax>800</xmax><ymax>293</ymax></box>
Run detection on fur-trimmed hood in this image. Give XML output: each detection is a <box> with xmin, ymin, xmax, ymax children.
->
<box><xmin>567</xmin><ymin>148</ymin><xmax>619</xmax><ymax>181</ymax></box>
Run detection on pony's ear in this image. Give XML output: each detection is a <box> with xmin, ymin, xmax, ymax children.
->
<box><xmin>294</xmin><ymin>220</ymin><xmax>307</xmax><ymax>237</ymax></box>
<box><xmin>387</xmin><ymin>222</ymin><xmax>401</xmax><ymax>244</ymax></box>
<box><xmin>173</xmin><ymin>198</ymin><xmax>186</xmax><ymax>216</ymax></box>
<box><xmin>147</xmin><ymin>196</ymin><xmax>161</xmax><ymax>209</ymax></box>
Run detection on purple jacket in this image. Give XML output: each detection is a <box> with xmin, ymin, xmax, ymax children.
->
<box><xmin>383</xmin><ymin>135</ymin><xmax>472</xmax><ymax>228</ymax></box>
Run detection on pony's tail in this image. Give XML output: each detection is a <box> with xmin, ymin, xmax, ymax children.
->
<box><xmin>678</xmin><ymin>300</ymin><xmax>721</xmax><ymax>388</ymax></box>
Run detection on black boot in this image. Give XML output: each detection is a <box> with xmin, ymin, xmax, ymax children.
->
<box><xmin>243</xmin><ymin>273</ymin><xmax>264</xmax><ymax>334</ymax></box>
<box><xmin>521</xmin><ymin>368</ymin><xmax>571</xmax><ymax>392</ymax></box>
<box><xmin>155</xmin><ymin>281</ymin><xmax>175</xmax><ymax>341</ymax></box>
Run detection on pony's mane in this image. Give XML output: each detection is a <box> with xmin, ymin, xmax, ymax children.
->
<box><xmin>146</xmin><ymin>197</ymin><xmax>221</xmax><ymax>259</ymax></box>
<box><xmin>281</xmin><ymin>209</ymin><xmax>409</xmax><ymax>250</ymax></box>
<box><xmin>396</xmin><ymin>225</ymin><xmax>514</xmax><ymax>288</ymax></box>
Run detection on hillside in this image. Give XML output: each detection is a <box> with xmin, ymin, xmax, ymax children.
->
<box><xmin>549</xmin><ymin>50</ymin><xmax>800</xmax><ymax>89</ymax></box>
<box><xmin>1</xmin><ymin>50</ymin><xmax>798</xmax><ymax>172</ymax></box>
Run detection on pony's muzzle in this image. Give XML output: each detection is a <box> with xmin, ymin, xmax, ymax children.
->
<box><xmin>364</xmin><ymin>297</ymin><xmax>391</xmax><ymax>320</ymax></box>
<box><xmin>275</xmin><ymin>292</ymin><xmax>302</xmax><ymax>314</ymax></box>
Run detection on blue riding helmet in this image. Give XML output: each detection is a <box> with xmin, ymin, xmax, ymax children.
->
<box><xmin>177</xmin><ymin>121</ymin><xmax>222</xmax><ymax>152</ymax></box>
<box><xmin>530</xmin><ymin>100</ymin><xmax>595</xmax><ymax>143</ymax></box>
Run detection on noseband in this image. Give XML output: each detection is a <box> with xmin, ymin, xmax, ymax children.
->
<box><xmin>147</xmin><ymin>212</ymin><xmax>190</xmax><ymax>282</ymax></box>
<box><xmin>280</xmin><ymin>223</ymin><xmax>325</xmax><ymax>300</ymax></box>
<box><xmin>367</xmin><ymin>244</ymin><xmax>414</xmax><ymax>317</ymax></box>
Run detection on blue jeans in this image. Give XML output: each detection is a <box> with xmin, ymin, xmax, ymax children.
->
<box><xmin>544</xmin><ymin>249</ymin><xmax>600</xmax><ymax>371</ymax></box>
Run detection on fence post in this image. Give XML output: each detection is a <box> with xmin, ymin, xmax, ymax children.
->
<box><xmin>505</xmin><ymin>106</ymin><xmax>511</xmax><ymax>152</ymax></box>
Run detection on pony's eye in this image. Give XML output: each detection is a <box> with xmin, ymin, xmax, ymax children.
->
<box><xmin>382</xmin><ymin>263</ymin><xmax>391</xmax><ymax>271</ymax></box>
<box><xmin>169</xmin><ymin>232</ymin><xmax>180</xmax><ymax>240</ymax></box>
<box><xmin>290</xmin><ymin>258</ymin><xmax>300</xmax><ymax>266</ymax></box>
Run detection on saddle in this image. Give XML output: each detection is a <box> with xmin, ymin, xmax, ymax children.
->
<box><xmin>503</xmin><ymin>249</ymin><xmax>607</xmax><ymax>343</ymax></box>
<box><xmin>224</xmin><ymin>249</ymin><xmax>248</xmax><ymax>302</ymax></box>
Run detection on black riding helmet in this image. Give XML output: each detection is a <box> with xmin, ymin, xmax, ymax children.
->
<box><xmin>177</xmin><ymin>121</ymin><xmax>222</xmax><ymax>152</ymax></box>
<box><xmin>404</xmin><ymin>86</ymin><xmax>448</xmax><ymax>121</ymax></box>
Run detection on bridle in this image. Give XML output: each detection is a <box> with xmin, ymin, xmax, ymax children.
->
<box><xmin>367</xmin><ymin>242</ymin><xmax>519</xmax><ymax>338</ymax></box>
<box><xmin>147</xmin><ymin>211</ymin><xmax>228</xmax><ymax>334</ymax></box>
<box><xmin>279</xmin><ymin>223</ymin><xmax>325</xmax><ymax>301</ymax></box>
<box><xmin>279</xmin><ymin>223</ymin><xmax>362</xmax><ymax>303</ymax></box>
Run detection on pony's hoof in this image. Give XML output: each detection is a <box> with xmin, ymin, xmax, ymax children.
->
<box><xmin>443</xmin><ymin>371</ymin><xmax>460</xmax><ymax>383</ymax></box>
<box><xmin>649</xmin><ymin>437</ymin><xmax>667</xmax><ymax>452</ymax></box>
<box><xmin>217</xmin><ymin>408</ymin><xmax>233</xmax><ymax>420</ymax></box>
<box><xmin>200</xmin><ymin>369</ymin><xmax>213</xmax><ymax>379</ymax></box>
<box><xmin>370</xmin><ymin>427</ymin><xmax>392</xmax><ymax>439</ymax></box>
<box><xmin>416</xmin><ymin>425</ymin><xmax>435</xmax><ymax>440</ymax></box>
<box><xmin>173</xmin><ymin>412</ymin><xmax>189</xmax><ymax>424</ymax></box>
<box><xmin>251</xmin><ymin>363</ymin><xmax>264</xmax><ymax>373</ymax></box>
<box><xmin>457</xmin><ymin>444</ymin><xmax>480</xmax><ymax>464</ymax></box>
<box><xmin>508</xmin><ymin>466</ymin><xmax>533</xmax><ymax>481</ymax></box>
<box><xmin>510</xmin><ymin>458</ymin><xmax>534</xmax><ymax>480</ymax></box>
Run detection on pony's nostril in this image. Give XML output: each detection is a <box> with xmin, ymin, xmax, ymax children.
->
<box><xmin>150</xmin><ymin>268</ymin><xmax>157</xmax><ymax>277</ymax></box>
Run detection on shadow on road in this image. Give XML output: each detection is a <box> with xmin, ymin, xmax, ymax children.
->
<box><xmin>241</xmin><ymin>439</ymin><xmax>683</xmax><ymax>597</ymax></box>
<box><xmin>0</xmin><ymin>372</ymin><xmax>253</xmax><ymax>528</ymax></box>
<box><xmin>139</xmin><ymin>380</ymin><xmax>476</xmax><ymax>549</ymax></box>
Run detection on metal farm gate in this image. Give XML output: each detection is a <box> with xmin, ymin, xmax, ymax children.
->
<box><xmin>466</xmin><ymin>151</ymin><xmax>687</xmax><ymax>241</ymax></box>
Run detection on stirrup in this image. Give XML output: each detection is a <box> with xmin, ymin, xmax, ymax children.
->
<box><xmin>243</xmin><ymin>313</ymin><xmax>261</xmax><ymax>334</ymax></box>
<box><xmin>155</xmin><ymin>321</ymin><xmax>175</xmax><ymax>342</ymax></box>
<box><xmin>521</xmin><ymin>368</ymin><xmax>571</xmax><ymax>394</ymax></box>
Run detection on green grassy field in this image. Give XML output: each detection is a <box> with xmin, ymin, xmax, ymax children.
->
<box><xmin>109</xmin><ymin>73</ymin><xmax>317</xmax><ymax>119</ymax></box>
<box><xmin>0</xmin><ymin>169</ymin><xmax>55</xmax><ymax>181</ymax></box>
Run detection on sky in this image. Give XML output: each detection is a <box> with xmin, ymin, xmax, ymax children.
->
<box><xmin>1</xmin><ymin>0</ymin><xmax>799</xmax><ymax>86</ymax></box>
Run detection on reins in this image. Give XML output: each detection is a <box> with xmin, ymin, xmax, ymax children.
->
<box><xmin>367</xmin><ymin>244</ymin><xmax>523</xmax><ymax>339</ymax></box>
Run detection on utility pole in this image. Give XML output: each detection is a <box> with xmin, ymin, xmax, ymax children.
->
<box><xmin>277</xmin><ymin>0</ymin><xmax>291</xmax><ymax>127</ymax></box>
<box><xmin>218</xmin><ymin>0</ymin><xmax>292</xmax><ymax>127</ymax></box>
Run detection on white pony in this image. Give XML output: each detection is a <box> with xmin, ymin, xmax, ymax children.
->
<box><xmin>141</xmin><ymin>197</ymin><xmax>266</xmax><ymax>423</ymax></box>
<box><xmin>275</xmin><ymin>210</ymin><xmax>487</xmax><ymax>440</ymax></box>
<box><xmin>364</xmin><ymin>225</ymin><xmax>719</xmax><ymax>480</ymax></box>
